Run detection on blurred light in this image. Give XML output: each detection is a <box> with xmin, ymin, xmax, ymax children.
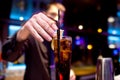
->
<box><xmin>10</xmin><ymin>0</ymin><xmax>33</xmax><ymax>20</ymax></box>
<box><xmin>9</xmin><ymin>25</ymin><xmax>21</xmax><ymax>37</ymax></box>
<box><xmin>114</xmin><ymin>59</ymin><xmax>118</xmax><ymax>63</ymax></box>
<box><xmin>87</xmin><ymin>44</ymin><xmax>93</xmax><ymax>50</ymax></box>
<box><xmin>112</xmin><ymin>30</ymin><xmax>117</xmax><ymax>35</ymax></box>
<box><xmin>97</xmin><ymin>28</ymin><xmax>102</xmax><ymax>33</ymax></box>
<box><xmin>75</xmin><ymin>36</ymin><xmax>81</xmax><ymax>45</ymax></box>
<box><xmin>75</xmin><ymin>36</ymin><xmax>85</xmax><ymax>47</ymax></box>
<box><xmin>7</xmin><ymin>64</ymin><xmax>26</xmax><ymax>70</ymax></box>
<box><xmin>107</xmin><ymin>17</ymin><xmax>115</xmax><ymax>23</ymax></box>
<box><xmin>76</xmin><ymin>36</ymin><xmax>80</xmax><ymax>40</ymax></box>
<box><xmin>118</xmin><ymin>58</ymin><xmax>120</xmax><ymax>63</ymax></box>
<box><xmin>108</xmin><ymin>36</ymin><xmax>119</xmax><ymax>41</ymax></box>
<box><xmin>108</xmin><ymin>17</ymin><xmax>120</xmax><ymax>48</ymax></box>
<box><xmin>108</xmin><ymin>44</ymin><xmax>116</xmax><ymax>49</ymax></box>
<box><xmin>19</xmin><ymin>16</ymin><xmax>24</xmax><ymax>21</ymax></box>
<box><xmin>113</xmin><ymin>49</ymin><xmax>119</xmax><ymax>56</ymax></box>
<box><xmin>117</xmin><ymin>11</ymin><xmax>120</xmax><ymax>17</ymax></box>
<box><xmin>108</xmin><ymin>25</ymin><xmax>120</xmax><ymax>35</ymax></box>
<box><xmin>78</xmin><ymin>25</ymin><xmax>83</xmax><ymax>30</ymax></box>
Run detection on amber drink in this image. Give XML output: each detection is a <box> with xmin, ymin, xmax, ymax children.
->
<box><xmin>53</xmin><ymin>36</ymin><xmax>72</xmax><ymax>80</ymax></box>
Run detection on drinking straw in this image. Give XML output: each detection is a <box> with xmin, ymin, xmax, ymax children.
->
<box><xmin>57</xmin><ymin>10</ymin><xmax>61</xmax><ymax>64</ymax></box>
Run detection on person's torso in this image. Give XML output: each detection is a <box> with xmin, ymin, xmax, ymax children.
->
<box><xmin>24</xmin><ymin>36</ymin><xmax>52</xmax><ymax>80</ymax></box>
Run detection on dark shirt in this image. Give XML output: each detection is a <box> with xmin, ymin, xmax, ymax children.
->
<box><xmin>2</xmin><ymin>33</ymin><xmax>53</xmax><ymax>80</ymax></box>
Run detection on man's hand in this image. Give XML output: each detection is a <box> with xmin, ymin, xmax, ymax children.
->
<box><xmin>17</xmin><ymin>12</ymin><xmax>58</xmax><ymax>42</ymax></box>
<box><xmin>70</xmin><ymin>69</ymin><xmax>76</xmax><ymax>80</ymax></box>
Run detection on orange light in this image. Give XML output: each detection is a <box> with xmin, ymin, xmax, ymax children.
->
<box><xmin>87</xmin><ymin>44</ymin><xmax>93</xmax><ymax>50</ymax></box>
<box><xmin>97</xmin><ymin>28</ymin><xmax>102</xmax><ymax>33</ymax></box>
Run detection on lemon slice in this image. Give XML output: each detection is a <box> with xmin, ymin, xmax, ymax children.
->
<box><xmin>51</xmin><ymin>39</ymin><xmax>54</xmax><ymax>50</ymax></box>
<box><xmin>51</xmin><ymin>29</ymin><xmax>64</xmax><ymax>50</ymax></box>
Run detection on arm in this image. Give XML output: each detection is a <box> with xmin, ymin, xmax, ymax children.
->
<box><xmin>2</xmin><ymin>12</ymin><xmax>58</xmax><ymax>62</ymax></box>
<box><xmin>2</xmin><ymin>34</ymin><xmax>26</xmax><ymax>62</ymax></box>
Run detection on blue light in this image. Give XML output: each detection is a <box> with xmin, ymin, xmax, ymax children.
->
<box><xmin>117</xmin><ymin>11</ymin><xmax>120</xmax><ymax>17</ymax></box>
<box><xmin>108</xmin><ymin>17</ymin><xmax>120</xmax><ymax>48</ymax></box>
<box><xmin>9</xmin><ymin>25</ymin><xmax>21</xmax><ymax>37</ymax></box>
<box><xmin>10</xmin><ymin>0</ymin><xmax>33</xmax><ymax>20</ymax></box>
<box><xmin>108</xmin><ymin>36</ymin><xmax>120</xmax><ymax>41</ymax></box>
<box><xmin>118</xmin><ymin>58</ymin><xmax>120</xmax><ymax>63</ymax></box>
<box><xmin>76</xmin><ymin>40</ymin><xmax>81</xmax><ymax>45</ymax></box>
<box><xmin>113</xmin><ymin>49</ymin><xmax>118</xmax><ymax>56</ymax></box>
<box><xmin>75</xmin><ymin>36</ymin><xmax>85</xmax><ymax>46</ymax></box>
<box><xmin>108</xmin><ymin>28</ymin><xmax>120</xmax><ymax>35</ymax></box>
<box><xmin>75</xmin><ymin>36</ymin><xmax>81</xmax><ymax>45</ymax></box>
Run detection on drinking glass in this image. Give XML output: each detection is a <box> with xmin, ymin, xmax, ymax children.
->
<box><xmin>53</xmin><ymin>36</ymin><xmax>72</xmax><ymax>80</ymax></box>
<box><xmin>96</xmin><ymin>57</ymin><xmax>114</xmax><ymax>80</ymax></box>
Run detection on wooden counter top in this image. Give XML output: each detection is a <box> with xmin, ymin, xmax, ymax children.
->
<box><xmin>72</xmin><ymin>65</ymin><xmax>96</xmax><ymax>76</ymax></box>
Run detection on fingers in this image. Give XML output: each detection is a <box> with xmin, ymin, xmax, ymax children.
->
<box><xmin>70</xmin><ymin>69</ymin><xmax>76</xmax><ymax>80</ymax></box>
<box><xmin>24</xmin><ymin>12</ymin><xmax>58</xmax><ymax>42</ymax></box>
<box><xmin>37</xmin><ymin>13</ymin><xmax>58</xmax><ymax>30</ymax></box>
<box><xmin>33</xmin><ymin>14</ymin><xmax>56</xmax><ymax>37</ymax></box>
<box><xmin>70</xmin><ymin>75</ymin><xmax>76</xmax><ymax>80</ymax></box>
<box><xmin>24</xmin><ymin>21</ymin><xmax>44</xmax><ymax>42</ymax></box>
<box><xmin>30</xmin><ymin>18</ymin><xmax>53</xmax><ymax>41</ymax></box>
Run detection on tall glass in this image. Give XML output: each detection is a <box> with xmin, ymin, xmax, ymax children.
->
<box><xmin>53</xmin><ymin>36</ymin><xmax>72</xmax><ymax>80</ymax></box>
<box><xmin>96</xmin><ymin>57</ymin><xmax>114</xmax><ymax>80</ymax></box>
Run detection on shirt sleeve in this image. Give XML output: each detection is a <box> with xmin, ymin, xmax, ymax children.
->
<box><xmin>2</xmin><ymin>33</ymin><xmax>27</xmax><ymax>62</ymax></box>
